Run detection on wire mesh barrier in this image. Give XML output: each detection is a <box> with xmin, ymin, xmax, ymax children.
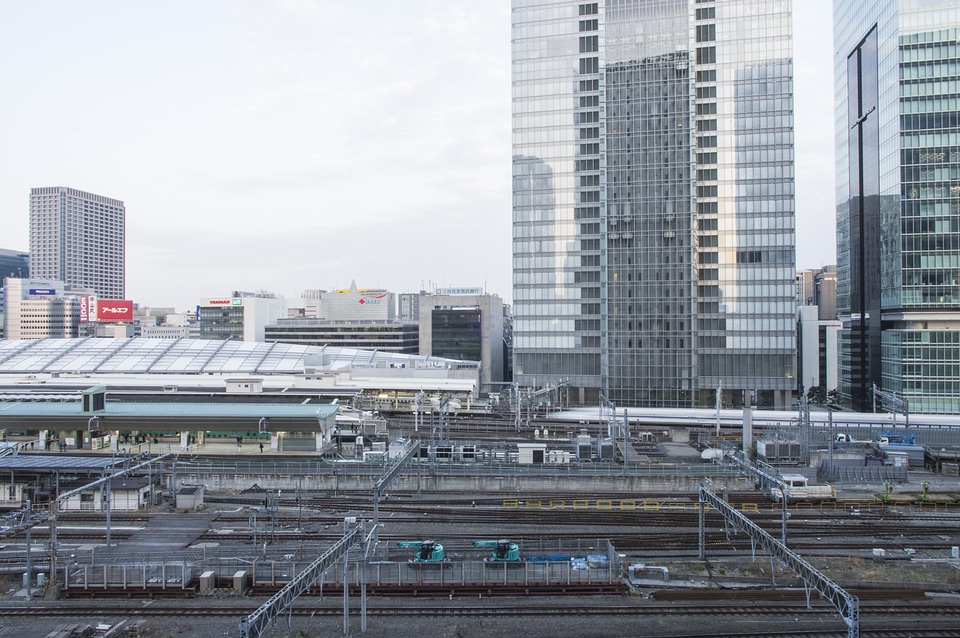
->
<box><xmin>59</xmin><ymin>540</ymin><xmax>622</xmax><ymax>594</ymax></box>
<box><xmin>62</xmin><ymin>562</ymin><xmax>196</xmax><ymax>592</ymax></box>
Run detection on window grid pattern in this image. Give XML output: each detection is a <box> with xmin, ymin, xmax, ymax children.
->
<box><xmin>29</xmin><ymin>187</ymin><xmax>125</xmax><ymax>300</ymax></box>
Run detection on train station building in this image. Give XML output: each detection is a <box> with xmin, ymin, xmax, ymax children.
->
<box><xmin>0</xmin><ymin>336</ymin><xmax>480</xmax><ymax>454</ymax></box>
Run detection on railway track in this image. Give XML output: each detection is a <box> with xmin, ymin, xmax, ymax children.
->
<box><xmin>2</xmin><ymin>600</ymin><xmax>957</xmax><ymax>618</ymax></box>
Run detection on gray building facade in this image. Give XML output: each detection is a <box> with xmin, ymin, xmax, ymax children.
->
<box><xmin>512</xmin><ymin>0</ymin><xmax>796</xmax><ymax>408</ymax></box>
<box><xmin>835</xmin><ymin>1</ymin><xmax>960</xmax><ymax>414</ymax></box>
<box><xmin>418</xmin><ymin>292</ymin><xmax>507</xmax><ymax>392</ymax></box>
<box><xmin>29</xmin><ymin>186</ymin><xmax>125</xmax><ymax>300</ymax></box>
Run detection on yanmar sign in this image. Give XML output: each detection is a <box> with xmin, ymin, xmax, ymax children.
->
<box><xmin>96</xmin><ymin>300</ymin><xmax>133</xmax><ymax>322</ymax></box>
<box><xmin>205</xmin><ymin>299</ymin><xmax>242</xmax><ymax>306</ymax></box>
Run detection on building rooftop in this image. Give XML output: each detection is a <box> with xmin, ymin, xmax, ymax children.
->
<box><xmin>0</xmin><ymin>337</ymin><xmax>477</xmax><ymax>376</ymax></box>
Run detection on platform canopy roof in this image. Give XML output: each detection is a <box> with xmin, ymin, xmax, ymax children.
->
<box><xmin>0</xmin><ymin>400</ymin><xmax>339</xmax><ymax>433</ymax></box>
<box><xmin>0</xmin><ymin>455</ymin><xmax>127</xmax><ymax>471</ymax></box>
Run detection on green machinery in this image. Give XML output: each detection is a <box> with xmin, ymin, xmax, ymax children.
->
<box><xmin>397</xmin><ymin>540</ymin><xmax>448</xmax><ymax>565</ymax></box>
<box><xmin>473</xmin><ymin>539</ymin><xmax>521</xmax><ymax>563</ymax></box>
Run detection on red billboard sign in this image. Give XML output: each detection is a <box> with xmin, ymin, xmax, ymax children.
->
<box><xmin>96</xmin><ymin>300</ymin><xmax>134</xmax><ymax>322</ymax></box>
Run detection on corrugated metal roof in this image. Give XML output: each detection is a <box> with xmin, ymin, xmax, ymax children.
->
<box><xmin>0</xmin><ymin>456</ymin><xmax>126</xmax><ymax>470</ymax></box>
<box><xmin>0</xmin><ymin>401</ymin><xmax>338</xmax><ymax>419</ymax></box>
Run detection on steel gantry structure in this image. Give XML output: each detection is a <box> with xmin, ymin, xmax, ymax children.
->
<box><xmin>47</xmin><ymin>451</ymin><xmax>175</xmax><ymax>593</ymax></box>
<box><xmin>241</xmin><ymin>440</ymin><xmax>418</xmax><ymax>637</ymax></box>
<box><xmin>238</xmin><ymin>518</ymin><xmax>377</xmax><ymax>638</ymax></box>
<box><xmin>698</xmin><ymin>484</ymin><xmax>859</xmax><ymax>638</ymax></box>
<box><xmin>373</xmin><ymin>439</ymin><xmax>419</xmax><ymax>524</ymax></box>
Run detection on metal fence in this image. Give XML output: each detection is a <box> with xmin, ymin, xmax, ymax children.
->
<box><xmin>60</xmin><ymin>539</ymin><xmax>622</xmax><ymax>592</ymax></box>
<box><xmin>170</xmin><ymin>459</ymin><xmax>744</xmax><ymax>479</ymax></box>
<box><xmin>63</xmin><ymin>562</ymin><xmax>196</xmax><ymax>591</ymax></box>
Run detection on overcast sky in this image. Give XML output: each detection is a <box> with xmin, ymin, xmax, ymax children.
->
<box><xmin>0</xmin><ymin>0</ymin><xmax>834</xmax><ymax>312</ymax></box>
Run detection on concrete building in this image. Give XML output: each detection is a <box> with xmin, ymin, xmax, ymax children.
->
<box><xmin>140</xmin><ymin>325</ymin><xmax>190</xmax><ymax>339</ymax></box>
<box><xmin>797</xmin><ymin>266</ymin><xmax>838</xmax><ymax>321</ymax></box>
<box><xmin>197</xmin><ymin>291</ymin><xmax>287</xmax><ymax>342</ymax></box>
<box><xmin>511</xmin><ymin>0</ymin><xmax>796</xmax><ymax>409</ymax></box>
<box><xmin>398</xmin><ymin>291</ymin><xmax>424</xmax><ymax>322</ymax></box>
<box><xmin>796</xmin><ymin>269</ymin><xmax>817</xmax><ymax>308</ymax></box>
<box><xmin>797</xmin><ymin>305</ymin><xmax>841</xmax><ymax>395</ymax></box>
<box><xmin>2</xmin><ymin>277</ymin><xmax>93</xmax><ymax>339</ymax></box>
<box><xmin>815</xmin><ymin>267</ymin><xmax>838</xmax><ymax>321</ymax></box>
<box><xmin>135</xmin><ymin>307</ymin><xmax>195</xmax><ymax>339</ymax></box>
<box><xmin>266</xmin><ymin>283</ymin><xmax>417</xmax><ymax>354</ymax></box>
<box><xmin>316</xmin><ymin>282</ymin><xmax>395</xmax><ymax>322</ymax></box>
<box><xmin>835</xmin><ymin>1</ymin><xmax>960</xmax><ymax>413</ymax></box>
<box><xmin>29</xmin><ymin>186</ymin><xmax>125</xmax><ymax>300</ymax></box>
<box><xmin>265</xmin><ymin>320</ymin><xmax>419</xmax><ymax>354</ymax></box>
<box><xmin>418</xmin><ymin>290</ymin><xmax>507</xmax><ymax>392</ymax></box>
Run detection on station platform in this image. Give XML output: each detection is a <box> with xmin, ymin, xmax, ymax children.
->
<box><xmin>4</xmin><ymin>436</ymin><xmax>322</xmax><ymax>457</ymax></box>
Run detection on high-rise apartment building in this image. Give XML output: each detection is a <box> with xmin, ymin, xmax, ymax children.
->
<box><xmin>29</xmin><ymin>186</ymin><xmax>125</xmax><ymax>300</ymax></box>
<box><xmin>512</xmin><ymin>0</ymin><xmax>796</xmax><ymax>408</ymax></box>
<box><xmin>835</xmin><ymin>1</ymin><xmax>960</xmax><ymax>414</ymax></box>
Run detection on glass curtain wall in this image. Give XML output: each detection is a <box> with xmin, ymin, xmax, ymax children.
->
<box><xmin>513</xmin><ymin>0</ymin><xmax>796</xmax><ymax>408</ymax></box>
<box><xmin>836</xmin><ymin>0</ymin><xmax>960</xmax><ymax>414</ymax></box>
<box><xmin>513</xmin><ymin>0</ymin><xmax>603</xmax><ymax>404</ymax></box>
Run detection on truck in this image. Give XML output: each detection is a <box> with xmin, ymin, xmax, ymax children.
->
<box><xmin>878</xmin><ymin>432</ymin><xmax>916</xmax><ymax>446</ymax></box>
<box><xmin>770</xmin><ymin>474</ymin><xmax>836</xmax><ymax>502</ymax></box>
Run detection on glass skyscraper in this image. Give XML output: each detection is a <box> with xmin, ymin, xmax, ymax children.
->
<box><xmin>835</xmin><ymin>1</ymin><xmax>960</xmax><ymax>414</ymax></box>
<box><xmin>512</xmin><ymin>0</ymin><xmax>796</xmax><ymax>408</ymax></box>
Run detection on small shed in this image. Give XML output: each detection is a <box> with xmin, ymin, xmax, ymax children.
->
<box><xmin>176</xmin><ymin>485</ymin><xmax>205</xmax><ymax>511</ymax></box>
<box><xmin>226</xmin><ymin>378</ymin><xmax>264</xmax><ymax>394</ymax></box>
<box><xmin>59</xmin><ymin>478</ymin><xmax>151</xmax><ymax>511</ymax></box>
<box><xmin>517</xmin><ymin>442</ymin><xmax>547</xmax><ymax>464</ymax></box>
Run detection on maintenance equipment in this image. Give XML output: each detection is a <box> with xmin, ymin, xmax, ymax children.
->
<box><xmin>397</xmin><ymin>540</ymin><xmax>448</xmax><ymax>566</ymax></box>
<box><xmin>474</xmin><ymin>539</ymin><xmax>521</xmax><ymax>563</ymax></box>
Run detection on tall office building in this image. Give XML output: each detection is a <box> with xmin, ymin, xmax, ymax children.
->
<box><xmin>29</xmin><ymin>186</ymin><xmax>125</xmax><ymax>300</ymax></box>
<box><xmin>512</xmin><ymin>0</ymin><xmax>796</xmax><ymax>408</ymax></box>
<box><xmin>835</xmin><ymin>1</ymin><xmax>960</xmax><ymax>414</ymax></box>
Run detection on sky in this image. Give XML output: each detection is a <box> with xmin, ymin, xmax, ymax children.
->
<box><xmin>0</xmin><ymin>0</ymin><xmax>835</xmax><ymax>312</ymax></box>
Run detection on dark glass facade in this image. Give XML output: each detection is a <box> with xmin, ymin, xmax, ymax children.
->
<box><xmin>266</xmin><ymin>321</ymin><xmax>420</xmax><ymax>354</ymax></box>
<box><xmin>839</xmin><ymin>26</ymin><xmax>882</xmax><ymax>412</ymax></box>
<box><xmin>0</xmin><ymin>250</ymin><xmax>29</xmax><ymax>281</ymax></box>
<box><xmin>431</xmin><ymin>308</ymin><xmax>482</xmax><ymax>363</ymax></box>
<box><xmin>835</xmin><ymin>1</ymin><xmax>960</xmax><ymax>414</ymax></box>
<box><xmin>198</xmin><ymin>306</ymin><xmax>244</xmax><ymax>341</ymax></box>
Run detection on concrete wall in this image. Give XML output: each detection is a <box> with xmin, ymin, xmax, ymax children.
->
<box><xmin>175</xmin><ymin>470</ymin><xmax>754</xmax><ymax>495</ymax></box>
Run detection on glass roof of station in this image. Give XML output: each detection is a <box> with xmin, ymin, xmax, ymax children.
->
<box><xmin>0</xmin><ymin>338</ymin><xmax>476</xmax><ymax>375</ymax></box>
